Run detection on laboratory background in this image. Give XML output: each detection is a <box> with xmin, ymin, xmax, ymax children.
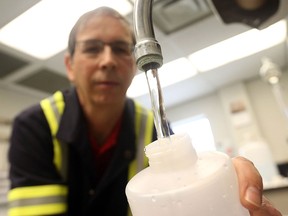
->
<box><xmin>0</xmin><ymin>0</ymin><xmax>288</xmax><ymax>215</ymax></box>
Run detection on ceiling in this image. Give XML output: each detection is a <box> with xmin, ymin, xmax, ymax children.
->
<box><xmin>0</xmin><ymin>0</ymin><xmax>287</xmax><ymax>109</ymax></box>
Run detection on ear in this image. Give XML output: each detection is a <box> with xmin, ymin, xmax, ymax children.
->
<box><xmin>64</xmin><ymin>52</ymin><xmax>75</xmax><ymax>83</ymax></box>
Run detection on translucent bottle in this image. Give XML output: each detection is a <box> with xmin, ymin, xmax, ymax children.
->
<box><xmin>126</xmin><ymin>133</ymin><xmax>249</xmax><ymax>216</ymax></box>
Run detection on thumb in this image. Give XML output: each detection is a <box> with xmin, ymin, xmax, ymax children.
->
<box><xmin>232</xmin><ymin>156</ymin><xmax>263</xmax><ymax>210</ymax></box>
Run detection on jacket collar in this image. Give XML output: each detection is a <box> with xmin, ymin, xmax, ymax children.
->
<box><xmin>56</xmin><ymin>87</ymin><xmax>136</xmax><ymax>146</ymax></box>
<box><xmin>57</xmin><ymin>87</ymin><xmax>86</xmax><ymax>143</ymax></box>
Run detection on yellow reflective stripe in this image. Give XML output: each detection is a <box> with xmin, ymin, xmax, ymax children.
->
<box><xmin>143</xmin><ymin>110</ymin><xmax>153</xmax><ymax>167</ymax></box>
<box><xmin>53</xmin><ymin>90</ymin><xmax>65</xmax><ymax>115</ymax></box>
<box><xmin>8</xmin><ymin>185</ymin><xmax>68</xmax><ymax>216</ymax></box>
<box><xmin>144</xmin><ymin>110</ymin><xmax>153</xmax><ymax>146</ymax></box>
<box><xmin>128</xmin><ymin>102</ymin><xmax>142</xmax><ymax>180</ymax></box>
<box><xmin>128</xmin><ymin>102</ymin><xmax>154</xmax><ymax>180</ymax></box>
<box><xmin>127</xmin><ymin>208</ymin><xmax>132</xmax><ymax>216</ymax></box>
<box><xmin>128</xmin><ymin>160</ymin><xmax>137</xmax><ymax>181</ymax></box>
<box><xmin>52</xmin><ymin>138</ymin><xmax>62</xmax><ymax>173</ymax></box>
<box><xmin>8</xmin><ymin>185</ymin><xmax>68</xmax><ymax>200</ymax></box>
<box><xmin>9</xmin><ymin>203</ymin><xmax>67</xmax><ymax>216</ymax></box>
<box><xmin>134</xmin><ymin>101</ymin><xmax>142</xmax><ymax>143</ymax></box>
<box><xmin>40</xmin><ymin>91</ymin><xmax>65</xmax><ymax>176</ymax></box>
<box><xmin>40</xmin><ymin>96</ymin><xmax>61</xmax><ymax>172</ymax></box>
<box><xmin>40</xmin><ymin>99</ymin><xmax>58</xmax><ymax>136</ymax></box>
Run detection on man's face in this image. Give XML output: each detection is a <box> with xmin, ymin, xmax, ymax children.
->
<box><xmin>65</xmin><ymin>15</ymin><xmax>136</xmax><ymax>106</ymax></box>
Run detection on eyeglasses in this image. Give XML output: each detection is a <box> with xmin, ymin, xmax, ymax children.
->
<box><xmin>76</xmin><ymin>39</ymin><xmax>134</xmax><ymax>57</ymax></box>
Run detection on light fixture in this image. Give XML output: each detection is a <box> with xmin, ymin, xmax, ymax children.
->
<box><xmin>0</xmin><ymin>0</ymin><xmax>132</xmax><ymax>59</ymax></box>
<box><xmin>188</xmin><ymin>20</ymin><xmax>287</xmax><ymax>72</ymax></box>
<box><xmin>259</xmin><ymin>57</ymin><xmax>282</xmax><ymax>85</ymax></box>
<box><xmin>127</xmin><ymin>57</ymin><xmax>198</xmax><ymax>98</ymax></box>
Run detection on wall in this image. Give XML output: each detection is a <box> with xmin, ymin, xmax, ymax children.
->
<box><xmin>166</xmin><ymin>91</ymin><xmax>236</xmax><ymax>155</ymax></box>
<box><xmin>246</xmin><ymin>71</ymin><xmax>288</xmax><ymax>164</ymax></box>
<box><xmin>0</xmin><ymin>84</ymin><xmax>47</xmax><ymax>215</ymax></box>
<box><xmin>0</xmin><ymin>84</ymin><xmax>47</xmax><ymax>173</ymax></box>
<box><xmin>166</xmin><ymin>70</ymin><xmax>288</xmax><ymax>165</ymax></box>
<box><xmin>0</xmin><ymin>85</ymin><xmax>47</xmax><ymax>119</ymax></box>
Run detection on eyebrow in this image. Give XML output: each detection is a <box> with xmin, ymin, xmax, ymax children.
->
<box><xmin>78</xmin><ymin>39</ymin><xmax>132</xmax><ymax>44</ymax></box>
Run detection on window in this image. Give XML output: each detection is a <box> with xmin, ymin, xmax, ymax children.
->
<box><xmin>171</xmin><ymin>115</ymin><xmax>216</xmax><ymax>153</ymax></box>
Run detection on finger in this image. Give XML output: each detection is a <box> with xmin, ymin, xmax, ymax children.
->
<box><xmin>232</xmin><ymin>156</ymin><xmax>263</xmax><ymax>210</ymax></box>
<box><xmin>262</xmin><ymin>196</ymin><xmax>282</xmax><ymax>216</ymax></box>
<box><xmin>249</xmin><ymin>196</ymin><xmax>282</xmax><ymax>216</ymax></box>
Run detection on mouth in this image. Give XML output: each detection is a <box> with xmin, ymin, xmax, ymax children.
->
<box><xmin>93</xmin><ymin>81</ymin><xmax>120</xmax><ymax>89</ymax></box>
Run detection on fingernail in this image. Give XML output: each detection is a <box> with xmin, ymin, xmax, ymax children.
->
<box><xmin>245</xmin><ymin>186</ymin><xmax>261</xmax><ymax>207</ymax></box>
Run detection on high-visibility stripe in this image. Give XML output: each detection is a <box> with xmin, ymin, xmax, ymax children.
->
<box><xmin>9</xmin><ymin>203</ymin><xmax>67</xmax><ymax>216</ymax></box>
<box><xmin>135</xmin><ymin>103</ymin><xmax>146</xmax><ymax>171</ymax></box>
<box><xmin>40</xmin><ymin>99</ymin><xmax>58</xmax><ymax>136</ymax></box>
<box><xmin>127</xmin><ymin>102</ymin><xmax>154</xmax><ymax>216</ymax></box>
<box><xmin>128</xmin><ymin>101</ymin><xmax>154</xmax><ymax>180</ymax></box>
<box><xmin>40</xmin><ymin>91</ymin><xmax>67</xmax><ymax>179</ymax></box>
<box><xmin>8</xmin><ymin>185</ymin><xmax>68</xmax><ymax>200</ymax></box>
<box><xmin>134</xmin><ymin>101</ymin><xmax>142</xmax><ymax>145</ymax></box>
<box><xmin>53</xmin><ymin>91</ymin><xmax>65</xmax><ymax>115</ymax></box>
<box><xmin>8</xmin><ymin>185</ymin><xmax>68</xmax><ymax>216</ymax></box>
<box><xmin>9</xmin><ymin>196</ymin><xmax>66</xmax><ymax>208</ymax></box>
<box><xmin>143</xmin><ymin>110</ymin><xmax>154</xmax><ymax>166</ymax></box>
<box><xmin>40</xmin><ymin>96</ymin><xmax>62</xmax><ymax>174</ymax></box>
<box><xmin>51</xmin><ymin>91</ymin><xmax>68</xmax><ymax>180</ymax></box>
<box><xmin>128</xmin><ymin>160</ymin><xmax>137</xmax><ymax>181</ymax></box>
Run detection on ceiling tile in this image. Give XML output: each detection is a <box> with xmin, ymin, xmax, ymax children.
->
<box><xmin>16</xmin><ymin>68</ymin><xmax>70</xmax><ymax>94</ymax></box>
<box><xmin>0</xmin><ymin>50</ymin><xmax>29</xmax><ymax>78</ymax></box>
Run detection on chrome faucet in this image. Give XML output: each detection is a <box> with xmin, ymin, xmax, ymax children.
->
<box><xmin>133</xmin><ymin>0</ymin><xmax>171</xmax><ymax>139</ymax></box>
<box><xmin>133</xmin><ymin>0</ymin><xmax>163</xmax><ymax>72</ymax></box>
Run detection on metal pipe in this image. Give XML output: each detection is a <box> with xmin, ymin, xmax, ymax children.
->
<box><xmin>133</xmin><ymin>0</ymin><xmax>163</xmax><ymax>72</ymax></box>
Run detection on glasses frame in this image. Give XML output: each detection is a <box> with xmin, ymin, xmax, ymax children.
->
<box><xmin>76</xmin><ymin>39</ymin><xmax>135</xmax><ymax>57</ymax></box>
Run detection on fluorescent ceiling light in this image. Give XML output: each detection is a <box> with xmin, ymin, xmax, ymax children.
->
<box><xmin>127</xmin><ymin>57</ymin><xmax>198</xmax><ymax>98</ymax></box>
<box><xmin>0</xmin><ymin>0</ymin><xmax>132</xmax><ymax>59</ymax></box>
<box><xmin>188</xmin><ymin>20</ymin><xmax>287</xmax><ymax>72</ymax></box>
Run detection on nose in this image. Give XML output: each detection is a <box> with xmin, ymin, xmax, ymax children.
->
<box><xmin>99</xmin><ymin>46</ymin><xmax>117</xmax><ymax>71</ymax></box>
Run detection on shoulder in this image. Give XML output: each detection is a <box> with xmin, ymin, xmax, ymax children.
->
<box><xmin>11</xmin><ymin>102</ymin><xmax>51</xmax><ymax>146</ymax></box>
<box><xmin>14</xmin><ymin>103</ymin><xmax>44</xmax><ymax>126</ymax></box>
<box><xmin>10</xmin><ymin>102</ymin><xmax>53</xmax><ymax>163</ymax></box>
<box><xmin>126</xmin><ymin>98</ymin><xmax>151</xmax><ymax>112</ymax></box>
<box><xmin>11</xmin><ymin>89</ymin><xmax>74</xmax><ymax>138</ymax></box>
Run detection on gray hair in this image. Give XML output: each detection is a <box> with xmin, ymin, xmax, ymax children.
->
<box><xmin>67</xmin><ymin>6</ymin><xmax>135</xmax><ymax>57</ymax></box>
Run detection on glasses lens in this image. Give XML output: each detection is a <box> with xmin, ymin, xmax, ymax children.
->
<box><xmin>81</xmin><ymin>40</ymin><xmax>104</xmax><ymax>54</ymax></box>
<box><xmin>111</xmin><ymin>41</ymin><xmax>133</xmax><ymax>56</ymax></box>
<box><xmin>78</xmin><ymin>40</ymin><xmax>133</xmax><ymax>56</ymax></box>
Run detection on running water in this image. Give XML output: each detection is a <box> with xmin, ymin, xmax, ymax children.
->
<box><xmin>145</xmin><ymin>68</ymin><xmax>170</xmax><ymax>139</ymax></box>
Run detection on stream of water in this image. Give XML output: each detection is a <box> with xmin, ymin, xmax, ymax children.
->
<box><xmin>145</xmin><ymin>68</ymin><xmax>171</xmax><ymax>139</ymax></box>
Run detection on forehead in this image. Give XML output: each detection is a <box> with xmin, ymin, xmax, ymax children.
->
<box><xmin>77</xmin><ymin>14</ymin><xmax>133</xmax><ymax>41</ymax></box>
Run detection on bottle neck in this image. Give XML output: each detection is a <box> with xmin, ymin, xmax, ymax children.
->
<box><xmin>145</xmin><ymin>133</ymin><xmax>198</xmax><ymax>172</ymax></box>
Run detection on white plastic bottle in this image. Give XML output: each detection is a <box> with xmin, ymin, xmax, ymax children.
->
<box><xmin>126</xmin><ymin>133</ymin><xmax>249</xmax><ymax>216</ymax></box>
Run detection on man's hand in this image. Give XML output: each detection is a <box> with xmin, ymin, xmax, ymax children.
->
<box><xmin>232</xmin><ymin>156</ymin><xmax>282</xmax><ymax>216</ymax></box>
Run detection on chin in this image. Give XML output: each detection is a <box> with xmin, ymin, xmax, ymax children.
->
<box><xmin>92</xmin><ymin>96</ymin><xmax>124</xmax><ymax>106</ymax></box>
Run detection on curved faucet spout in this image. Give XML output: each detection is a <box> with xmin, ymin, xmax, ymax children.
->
<box><xmin>133</xmin><ymin>0</ymin><xmax>163</xmax><ymax>72</ymax></box>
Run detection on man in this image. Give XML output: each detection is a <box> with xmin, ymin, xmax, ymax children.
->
<box><xmin>8</xmin><ymin>6</ymin><xmax>282</xmax><ymax>216</ymax></box>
